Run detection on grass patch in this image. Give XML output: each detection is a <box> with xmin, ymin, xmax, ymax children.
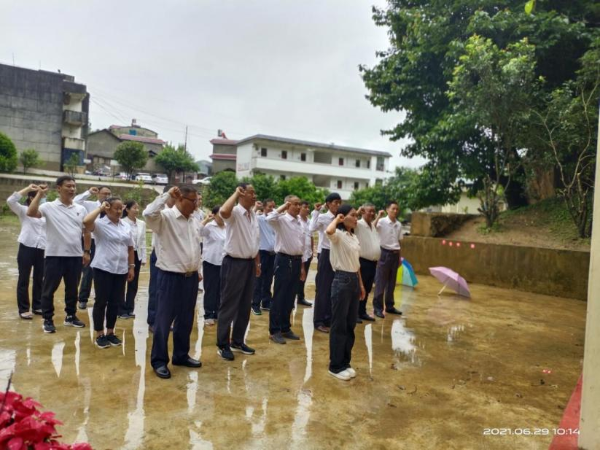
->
<box><xmin>0</xmin><ymin>214</ymin><xmax>19</xmax><ymax>226</ymax></box>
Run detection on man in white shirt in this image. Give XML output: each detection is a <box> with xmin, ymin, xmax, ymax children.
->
<box><xmin>27</xmin><ymin>176</ymin><xmax>88</xmax><ymax>333</ymax></box>
<box><xmin>296</xmin><ymin>201</ymin><xmax>313</xmax><ymax>307</ymax></box>
<box><xmin>217</xmin><ymin>183</ymin><xmax>260</xmax><ymax>362</ymax></box>
<box><xmin>74</xmin><ymin>185</ymin><xmax>112</xmax><ymax>310</ymax></box>
<box><xmin>265</xmin><ymin>195</ymin><xmax>306</xmax><ymax>344</ymax></box>
<box><xmin>355</xmin><ymin>204</ymin><xmax>383</xmax><ymax>322</ymax></box>
<box><xmin>7</xmin><ymin>185</ymin><xmax>46</xmax><ymax>319</ymax></box>
<box><xmin>373</xmin><ymin>200</ymin><xmax>403</xmax><ymax>317</ymax></box>
<box><xmin>309</xmin><ymin>192</ymin><xmax>342</xmax><ymax>333</ymax></box>
<box><xmin>143</xmin><ymin>185</ymin><xmax>203</xmax><ymax>379</ymax></box>
<box><xmin>251</xmin><ymin>198</ymin><xmax>276</xmax><ymax>315</ymax></box>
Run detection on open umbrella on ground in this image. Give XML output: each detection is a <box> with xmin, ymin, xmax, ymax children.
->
<box><xmin>429</xmin><ymin>267</ymin><xmax>471</xmax><ymax>298</ymax></box>
<box><xmin>397</xmin><ymin>258</ymin><xmax>418</xmax><ymax>288</ymax></box>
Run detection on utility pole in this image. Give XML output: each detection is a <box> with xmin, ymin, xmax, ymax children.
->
<box><xmin>184</xmin><ymin>126</ymin><xmax>188</xmax><ymax>152</ymax></box>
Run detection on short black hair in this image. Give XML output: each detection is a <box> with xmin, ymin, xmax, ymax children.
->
<box><xmin>263</xmin><ymin>198</ymin><xmax>274</xmax><ymax>205</ymax></box>
<box><xmin>56</xmin><ymin>176</ymin><xmax>75</xmax><ymax>186</ymax></box>
<box><xmin>122</xmin><ymin>200</ymin><xmax>138</xmax><ymax>218</ymax></box>
<box><xmin>238</xmin><ymin>182</ymin><xmax>249</xmax><ymax>190</ymax></box>
<box><xmin>101</xmin><ymin>196</ymin><xmax>122</xmax><ymax>218</ymax></box>
<box><xmin>211</xmin><ymin>205</ymin><xmax>221</xmax><ymax>215</ymax></box>
<box><xmin>98</xmin><ymin>186</ymin><xmax>111</xmax><ymax>193</ymax></box>
<box><xmin>300</xmin><ymin>200</ymin><xmax>310</xmax><ymax>207</ymax></box>
<box><xmin>325</xmin><ymin>193</ymin><xmax>342</xmax><ymax>204</ymax></box>
<box><xmin>179</xmin><ymin>185</ymin><xmax>198</xmax><ymax>196</ymax></box>
<box><xmin>386</xmin><ymin>200</ymin><xmax>399</xmax><ymax>208</ymax></box>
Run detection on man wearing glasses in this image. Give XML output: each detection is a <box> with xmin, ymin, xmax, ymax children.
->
<box><xmin>143</xmin><ymin>185</ymin><xmax>203</xmax><ymax>379</ymax></box>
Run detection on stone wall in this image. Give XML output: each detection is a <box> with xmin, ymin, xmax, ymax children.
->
<box><xmin>402</xmin><ymin>236</ymin><xmax>590</xmax><ymax>300</ymax></box>
<box><xmin>411</xmin><ymin>212</ymin><xmax>478</xmax><ymax>237</ymax></box>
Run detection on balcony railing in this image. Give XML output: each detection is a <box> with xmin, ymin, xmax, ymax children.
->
<box><xmin>63</xmin><ymin>110</ymin><xmax>87</xmax><ymax>126</ymax></box>
<box><xmin>63</xmin><ymin>137</ymin><xmax>85</xmax><ymax>151</ymax></box>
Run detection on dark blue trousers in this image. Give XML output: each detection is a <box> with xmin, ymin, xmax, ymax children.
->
<box><xmin>269</xmin><ymin>254</ymin><xmax>302</xmax><ymax>335</ymax></box>
<box><xmin>314</xmin><ymin>249</ymin><xmax>334</xmax><ymax>327</ymax></box>
<box><xmin>147</xmin><ymin>249</ymin><xmax>158</xmax><ymax>326</ymax></box>
<box><xmin>202</xmin><ymin>261</ymin><xmax>221</xmax><ymax>319</ymax></box>
<box><xmin>150</xmin><ymin>268</ymin><xmax>199</xmax><ymax>369</ymax></box>
<box><xmin>252</xmin><ymin>250</ymin><xmax>275</xmax><ymax>309</ymax></box>
<box><xmin>78</xmin><ymin>239</ymin><xmax>95</xmax><ymax>303</ymax></box>
<box><xmin>329</xmin><ymin>271</ymin><xmax>360</xmax><ymax>373</ymax></box>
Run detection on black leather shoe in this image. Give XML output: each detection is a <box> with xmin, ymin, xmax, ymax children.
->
<box><xmin>385</xmin><ymin>307</ymin><xmax>403</xmax><ymax>315</ymax></box>
<box><xmin>172</xmin><ymin>356</ymin><xmax>202</xmax><ymax>368</ymax></box>
<box><xmin>360</xmin><ymin>313</ymin><xmax>376</xmax><ymax>322</ymax></box>
<box><xmin>297</xmin><ymin>299</ymin><xmax>313</xmax><ymax>307</ymax></box>
<box><xmin>153</xmin><ymin>366</ymin><xmax>171</xmax><ymax>379</ymax></box>
<box><xmin>374</xmin><ymin>310</ymin><xmax>385</xmax><ymax>319</ymax></box>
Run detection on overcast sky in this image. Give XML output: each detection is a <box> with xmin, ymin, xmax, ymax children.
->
<box><xmin>1</xmin><ymin>0</ymin><xmax>424</xmax><ymax>170</ymax></box>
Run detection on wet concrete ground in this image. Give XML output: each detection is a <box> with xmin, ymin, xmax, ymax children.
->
<box><xmin>0</xmin><ymin>220</ymin><xmax>587</xmax><ymax>449</ymax></box>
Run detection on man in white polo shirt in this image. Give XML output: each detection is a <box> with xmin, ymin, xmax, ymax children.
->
<box><xmin>217</xmin><ymin>183</ymin><xmax>260</xmax><ymax>361</ymax></box>
<box><xmin>373</xmin><ymin>200</ymin><xmax>403</xmax><ymax>318</ymax></box>
<box><xmin>27</xmin><ymin>176</ymin><xmax>88</xmax><ymax>333</ymax></box>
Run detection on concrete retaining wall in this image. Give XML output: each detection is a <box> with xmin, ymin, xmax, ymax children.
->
<box><xmin>402</xmin><ymin>236</ymin><xmax>590</xmax><ymax>300</ymax></box>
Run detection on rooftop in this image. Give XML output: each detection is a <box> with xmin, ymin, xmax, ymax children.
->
<box><xmin>210</xmin><ymin>138</ymin><xmax>239</xmax><ymax>146</ymax></box>
<box><xmin>235</xmin><ymin>134</ymin><xmax>393</xmax><ymax>157</ymax></box>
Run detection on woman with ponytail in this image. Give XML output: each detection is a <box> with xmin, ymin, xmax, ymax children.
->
<box><xmin>121</xmin><ymin>200</ymin><xmax>147</xmax><ymax>319</ymax></box>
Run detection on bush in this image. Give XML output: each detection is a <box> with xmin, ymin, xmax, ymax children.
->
<box><xmin>0</xmin><ymin>132</ymin><xmax>18</xmax><ymax>173</ymax></box>
<box><xmin>20</xmin><ymin>148</ymin><xmax>42</xmax><ymax>173</ymax></box>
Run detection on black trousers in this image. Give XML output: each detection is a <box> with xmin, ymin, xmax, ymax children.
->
<box><xmin>121</xmin><ymin>251</ymin><xmax>141</xmax><ymax>315</ymax></box>
<box><xmin>329</xmin><ymin>271</ymin><xmax>360</xmax><ymax>373</ymax></box>
<box><xmin>93</xmin><ymin>268</ymin><xmax>127</xmax><ymax>332</ymax></box>
<box><xmin>41</xmin><ymin>256</ymin><xmax>83</xmax><ymax>320</ymax></box>
<box><xmin>217</xmin><ymin>256</ymin><xmax>255</xmax><ymax>348</ymax></box>
<box><xmin>296</xmin><ymin>257</ymin><xmax>312</xmax><ymax>301</ymax></box>
<box><xmin>151</xmin><ymin>268</ymin><xmax>199</xmax><ymax>368</ymax></box>
<box><xmin>359</xmin><ymin>258</ymin><xmax>377</xmax><ymax>316</ymax></box>
<box><xmin>78</xmin><ymin>239</ymin><xmax>95</xmax><ymax>303</ymax></box>
<box><xmin>373</xmin><ymin>248</ymin><xmax>401</xmax><ymax>311</ymax></box>
<box><xmin>202</xmin><ymin>261</ymin><xmax>221</xmax><ymax>319</ymax></box>
<box><xmin>147</xmin><ymin>249</ymin><xmax>158</xmax><ymax>326</ymax></box>
<box><xmin>16</xmin><ymin>244</ymin><xmax>44</xmax><ymax>313</ymax></box>
<box><xmin>252</xmin><ymin>250</ymin><xmax>275</xmax><ymax>309</ymax></box>
<box><xmin>269</xmin><ymin>254</ymin><xmax>302</xmax><ymax>335</ymax></box>
<box><xmin>314</xmin><ymin>249</ymin><xmax>334</xmax><ymax>327</ymax></box>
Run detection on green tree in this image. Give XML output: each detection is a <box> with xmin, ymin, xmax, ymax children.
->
<box><xmin>244</xmin><ymin>173</ymin><xmax>277</xmax><ymax>203</ymax></box>
<box><xmin>64</xmin><ymin>153</ymin><xmax>80</xmax><ymax>177</ymax></box>
<box><xmin>19</xmin><ymin>148</ymin><xmax>42</xmax><ymax>174</ymax></box>
<box><xmin>155</xmin><ymin>144</ymin><xmax>200</xmax><ymax>183</ymax></box>
<box><xmin>0</xmin><ymin>132</ymin><xmax>18</xmax><ymax>173</ymax></box>
<box><xmin>360</xmin><ymin>0</ymin><xmax>598</xmax><ymax>209</ymax></box>
<box><xmin>204</xmin><ymin>171</ymin><xmax>239</xmax><ymax>208</ymax></box>
<box><xmin>350</xmin><ymin>167</ymin><xmax>421</xmax><ymax>213</ymax></box>
<box><xmin>274</xmin><ymin>176</ymin><xmax>328</xmax><ymax>205</ymax></box>
<box><xmin>114</xmin><ymin>141</ymin><xmax>148</xmax><ymax>179</ymax></box>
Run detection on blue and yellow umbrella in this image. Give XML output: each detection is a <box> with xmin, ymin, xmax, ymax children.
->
<box><xmin>397</xmin><ymin>258</ymin><xmax>418</xmax><ymax>288</ymax></box>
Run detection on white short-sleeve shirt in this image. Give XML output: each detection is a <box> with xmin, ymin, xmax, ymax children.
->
<box><xmin>376</xmin><ymin>217</ymin><xmax>402</xmax><ymax>250</ymax></box>
<box><xmin>91</xmin><ymin>216</ymin><xmax>134</xmax><ymax>274</ymax></box>
<box><xmin>328</xmin><ymin>229</ymin><xmax>361</xmax><ymax>273</ymax></box>
<box><xmin>223</xmin><ymin>204</ymin><xmax>260</xmax><ymax>259</ymax></box>
<box><xmin>39</xmin><ymin>200</ymin><xmax>86</xmax><ymax>257</ymax></box>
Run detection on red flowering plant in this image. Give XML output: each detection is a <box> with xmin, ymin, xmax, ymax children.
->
<box><xmin>0</xmin><ymin>377</ymin><xmax>91</xmax><ymax>450</ymax></box>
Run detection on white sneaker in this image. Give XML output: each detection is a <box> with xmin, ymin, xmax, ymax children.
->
<box><xmin>329</xmin><ymin>369</ymin><xmax>351</xmax><ymax>381</ymax></box>
<box><xmin>346</xmin><ymin>368</ymin><xmax>356</xmax><ymax>378</ymax></box>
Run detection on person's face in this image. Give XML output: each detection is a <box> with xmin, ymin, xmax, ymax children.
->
<box><xmin>98</xmin><ymin>188</ymin><xmax>111</xmax><ymax>201</ymax></box>
<box><xmin>177</xmin><ymin>191</ymin><xmax>199</xmax><ymax>218</ymax></box>
<box><xmin>343</xmin><ymin>209</ymin><xmax>358</xmax><ymax>230</ymax></box>
<box><xmin>127</xmin><ymin>203</ymin><xmax>139</xmax><ymax>218</ymax></box>
<box><xmin>106</xmin><ymin>200</ymin><xmax>123</xmax><ymax>222</ymax></box>
<box><xmin>363</xmin><ymin>206</ymin><xmax>376</xmax><ymax>223</ymax></box>
<box><xmin>328</xmin><ymin>199</ymin><xmax>342</xmax><ymax>215</ymax></box>
<box><xmin>299</xmin><ymin>203</ymin><xmax>310</xmax><ymax>218</ymax></box>
<box><xmin>240</xmin><ymin>185</ymin><xmax>257</xmax><ymax>208</ymax></box>
<box><xmin>287</xmin><ymin>197</ymin><xmax>301</xmax><ymax>217</ymax></box>
<box><xmin>264</xmin><ymin>201</ymin><xmax>276</xmax><ymax>214</ymax></box>
<box><xmin>58</xmin><ymin>180</ymin><xmax>76</xmax><ymax>200</ymax></box>
<box><xmin>387</xmin><ymin>203</ymin><xmax>399</xmax><ymax>219</ymax></box>
<box><xmin>197</xmin><ymin>195</ymin><xmax>203</xmax><ymax>208</ymax></box>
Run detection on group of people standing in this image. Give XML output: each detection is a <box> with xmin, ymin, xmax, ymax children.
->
<box><xmin>8</xmin><ymin>176</ymin><xmax>403</xmax><ymax>382</ymax></box>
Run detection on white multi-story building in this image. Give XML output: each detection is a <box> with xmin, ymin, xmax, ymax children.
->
<box><xmin>233</xmin><ymin>134</ymin><xmax>392</xmax><ymax>199</ymax></box>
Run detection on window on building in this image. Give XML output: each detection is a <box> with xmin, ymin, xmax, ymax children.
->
<box><xmin>354</xmin><ymin>181</ymin><xmax>359</xmax><ymax>190</ymax></box>
<box><xmin>281</xmin><ymin>175</ymin><xmax>286</xmax><ymax>181</ymax></box>
<box><xmin>376</xmin><ymin>156</ymin><xmax>385</xmax><ymax>171</ymax></box>
<box><xmin>300</xmin><ymin>153</ymin><xmax>306</xmax><ymax>162</ymax></box>
<box><xmin>261</xmin><ymin>147</ymin><xmax>267</xmax><ymax>157</ymax></box>
<box><xmin>366</xmin><ymin>182</ymin><xmax>369</xmax><ymax>188</ymax></box>
<box><xmin>339</xmin><ymin>157</ymin><xmax>344</xmax><ymax>166</ymax></box>
<box><xmin>337</xmin><ymin>180</ymin><xmax>343</xmax><ymax>189</ymax></box>
<box><xmin>367</xmin><ymin>160</ymin><xmax>371</xmax><ymax>169</ymax></box>
<box><xmin>355</xmin><ymin>159</ymin><xmax>360</xmax><ymax>168</ymax></box>
<box><xmin>282</xmin><ymin>151</ymin><xmax>288</xmax><ymax>160</ymax></box>
<box><xmin>129</xmin><ymin>129</ymin><xmax>137</xmax><ymax>136</ymax></box>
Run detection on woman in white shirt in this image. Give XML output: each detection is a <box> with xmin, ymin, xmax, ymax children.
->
<box><xmin>7</xmin><ymin>184</ymin><xmax>46</xmax><ymax>319</ymax></box>
<box><xmin>83</xmin><ymin>197</ymin><xmax>135</xmax><ymax>349</ymax></box>
<box><xmin>199</xmin><ymin>205</ymin><xmax>226</xmax><ymax>326</ymax></box>
<box><xmin>325</xmin><ymin>204</ymin><xmax>366</xmax><ymax>381</ymax></box>
<box><xmin>121</xmin><ymin>200</ymin><xmax>147</xmax><ymax>319</ymax></box>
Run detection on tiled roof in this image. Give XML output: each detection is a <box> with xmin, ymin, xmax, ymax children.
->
<box><xmin>117</xmin><ymin>134</ymin><xmax>165</xmax><ymax>145</ymax></box>
<box><xmin>210</xmin><ymin>138</ymin><xmax>239</xmax><ymax>146</ymax></box>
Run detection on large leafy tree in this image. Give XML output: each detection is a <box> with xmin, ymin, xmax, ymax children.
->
<box><xmin>155</xmin><ymin>144</ymin><xmax>199</xmax><ymax>183</ymax></box>
<box><xmin>204</xmin><ymin>171</ymin><xmax>239</xmax><ymax>208</ymax></box>
<box><xmin>114</xmin><ymin>141</ymin><xmax>148</xmax><ymax>179</ymax></box>
<box><xmin>0</xmin><ymin>132</ymin><xmax>18</xmax><ymax>173</ymax></box>
<box><xmin>360</xmin><ymin>0</ymin><xmax>598</xmax><ymax>209</ymax></box>
<box><xmin>274</xmin><ymin>176</ymin><xmax>328</xmax><ymax>205</ymax></box>
<box><xmin>350</xmin><ymin>167</ymin><xmax>421</xmax><ymax>213</ymax></box>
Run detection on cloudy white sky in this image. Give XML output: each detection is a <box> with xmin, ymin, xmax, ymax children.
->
<box><xmin>1</xmin><ymin>0</ymin><xmax>424</xmax><ymax>169</ymax></box>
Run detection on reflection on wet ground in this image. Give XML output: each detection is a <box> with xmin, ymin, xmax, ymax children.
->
<box><xmin>0</xmin><ymin>221</ymin><xmax>587</xmax><ymax>449</ymax></box>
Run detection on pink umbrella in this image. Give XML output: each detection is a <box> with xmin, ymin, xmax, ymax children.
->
<box><xmin>429</xmin><ymin>267</ymin><xmax>471</xmax><ymax>298</ymax></box>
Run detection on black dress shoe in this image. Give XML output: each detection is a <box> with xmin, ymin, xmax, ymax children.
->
<box><xmin>374</xmin><ymin>310</ymin><xmax>385</xmax><ymax>319</ymax></box>
<box><xmin>385</xmin><ymin>307</ymin><xmax>403</xmax><ymax>315</ymax></box>
<box><xmin>360</xmin><ymin>313</ymin><xmax>376</xmax><ymax>322</ymax></box>
<box><xmin>153</xmin><ymin>366</ymin><xmax>171</xmax><ymax>379</ymax></box>
<box><xmin>172</xmin><ymin>356</ymin><xmax>202</xmax><ymax>368</ymax></box>
<box><xmin>297</xmin><ymin>299</ymin><xmax>313</xmax><ymax>307</ymax></box>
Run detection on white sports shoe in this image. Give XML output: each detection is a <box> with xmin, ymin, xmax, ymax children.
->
<box><xmin>346</xmin><ymin>368</ymin><xmax>356</xmax><ymax>378</ymax></box>
<box><xmin>329</xmin><ymin>369</ymin><xmax>351</xmax><ymax>381</ymax></box>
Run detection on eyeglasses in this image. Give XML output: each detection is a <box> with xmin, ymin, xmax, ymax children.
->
<box><xmin>181</xmin><ymin>196</ymin><xmax>199</xmax><ymax>204</ymax></box>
